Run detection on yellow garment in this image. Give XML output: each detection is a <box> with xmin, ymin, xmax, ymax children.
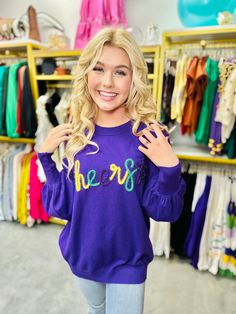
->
<box><xmin>17</xmin><ymin>152</ymin><xmax>35</xmax><ymax>224</ymax></box>
<box><xmin>171</xmin><ymin>54</ymin><xmax>189</xmax><ymax>123</ymax></box>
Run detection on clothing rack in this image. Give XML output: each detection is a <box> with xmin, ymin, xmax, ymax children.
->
<box><xmin>158</xmin><ymin>26</ymin><xmax>236</xmax><ymax>109</ymax></box>
<box><xmin>181</xmin><ymin>159</ymin><xmax>236</xmax><ymax>173</ymax></box>
<box><xmin>165</xmin><ymin>43</ymin><xmax>236</xmax><ymax>61</ymax></box>
<box><xmin>157</xmin><ymin>26</ymin><xmax>236</xmax><ymax>165</ymax></box>
<box><xmin>0</xmin><ymin>41</ymin><xmax>43</xmax><ymax>101</ymax></box>
<box><xmin>0</xmin><ymin>136</ymin><xmax>35</xmax><ymax>144</ymax></box>
<box><xmin>0</xmin><ymin>41</ymin><xmax>44</xmax><ymax>144</ymax></box>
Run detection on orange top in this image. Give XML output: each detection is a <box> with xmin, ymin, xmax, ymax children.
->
<box><xmin>181</xmin><ymin>56</ymin><xmax>208</xmax><ymax>135</ymax></box>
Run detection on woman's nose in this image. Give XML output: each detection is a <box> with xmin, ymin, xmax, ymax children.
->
<box><xmin>102</xmin><ymin>72</ymin><xmax>114</xmax><ymax>87</ymax></box>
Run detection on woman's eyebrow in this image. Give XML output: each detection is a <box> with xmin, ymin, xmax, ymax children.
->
<box><xmin>96</xmin><ymin>61</ymin><xmax>131</xmax><ymax>70</ymax></box>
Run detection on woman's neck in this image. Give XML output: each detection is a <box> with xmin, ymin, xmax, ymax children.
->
<box><xmin>95</xmin><ymin>110</ymin><xmax>130</xmax><ymax>127</ymax></box>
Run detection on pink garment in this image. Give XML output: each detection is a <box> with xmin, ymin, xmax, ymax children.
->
<box><xmin>74</xmin><ymin>0</ymin><xmax>127</xmax><ymax>49</ymax></box>
<box><xmin>29</xmin><ymin>154</ymin><xmax>49</xmax><ymax>222</ymax></box>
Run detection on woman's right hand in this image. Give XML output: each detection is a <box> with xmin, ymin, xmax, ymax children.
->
<box><xmin>38</xmin><ymin>123</ymin><xmax>73</xmax><ymax>153</ymax></box>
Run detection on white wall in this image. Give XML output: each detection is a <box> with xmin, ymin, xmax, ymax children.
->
<box><xmin>126</xmin><ymin>0</ymin><xmax>183</xmax><ymax>34</ymax></box>
<box><xmin>0</xmin><ymin>0</ymin><xmax>183</xmax><ymax>47</ymax></box>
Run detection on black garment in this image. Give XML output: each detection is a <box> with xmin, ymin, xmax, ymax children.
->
<box><xmin>161</xmin><ymin>59</ymin><xmax>176</xmax><ymax>125</ymax></box>
<box><xmin>36</xmin><ymin>65</ymin><xmax>47</xmax><ymax>96</ymax></box>
<box><xmin>45</xmin><ymin>92</ymin><xmax>61</xmax><ymax>126</ymax></box>
<box><xmin>223</xmin><ymin>121</ymin><xmax>236</xmax><ymax>159</ymax></box>
<box><xmin>1</xmin><ymin>67</ymin><xmax>9</xmax><ymax>135</ymax></box>
<box><xmin>21</xmin><ymin>65</ymin><xmax>38</xmax><ymax>138</ymax></box>
<box><xmin>171</xmin><ymin>172</ymin><xmax>197</xmax><ymax>256</ymax></box>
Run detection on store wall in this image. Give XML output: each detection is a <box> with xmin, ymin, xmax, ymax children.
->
<box><xmin>0</xmin><ymin>0</ymin><xmax>183</xmax><ymax>47</ymax></box>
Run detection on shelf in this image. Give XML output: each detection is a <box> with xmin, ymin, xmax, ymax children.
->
<box><xmin>174</xmin><ymin>145</ymin><xmax>236</xmax><ymax>165</ymax></box>
<box><xmin>163</xmin><ymin>25</ymin><xmax>236</xmax><ymax>45</ymax></box>
<box><xmin>46</xmin><ymin>83</ymin><xmax>73</xmax><ymax>89</ymax></box>
<box><xmin>36</xmin><ymin>75</ymin><xmax>75</xmax><ymax>80</ymax></box>
<box><xmin>0</xmin><ymin>40</ymin><xmax>44</xmax><ymax>52</ymax></box>
<box><xmin>32</xmin><ymin>49</ymin><xmax>81</xmax><ymax>58</ymax></box>
<box><xmin>0</xmin><ymin>136</ymin><xmax>35</xmax><ymax>144</ymax></box>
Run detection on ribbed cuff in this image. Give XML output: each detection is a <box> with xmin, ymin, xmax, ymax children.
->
<box><xmin>157</xmin><ymin>162</ymin><xmax>182</xmax><ymax>195</ymax></box>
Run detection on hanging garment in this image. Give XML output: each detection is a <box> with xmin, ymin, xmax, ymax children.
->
<box><xmin>54</xmin><ymin>91</ymin><xmax>71</xmax><ymax>125</ymax></box>
<box><xmin>21</xmin><ymin>65</ymin><xmax>38</xmax><ymax>138</ymax></box>
<box><xmin>0</xmin><ymin>144</ymin><xmax>11</xmax><ymax>220</ymax></box>
<box><xmin>181</xmin><ymin>56</ymin><xmax>198</xmax><ymax>135</ymax></box>
<box><xmin>17</xmin><ymin>151</ymin><xmax>35</xmax><ymax>224</ymax></box>
<box><xmin>12</xmin><ymin>144</ymin><xmax>32</xmax><ymax>220</ymax></box>
<box><xmin>215</xmin><ymin>67</ymin><xmax>236</xmax><ymax>143</ymax></box>
<box><xmin>217</xmin><ymin>58</ymin><xmax>236</xmax><ymax>96</ymax></box>
<box><xmin>0</xmin><ymin>66</ymin><xmax>7</xmax><ymax>135</ymax></box>
<box><xmin>54</xmin><ymin>91</ymin><xmax>71</xmax><ymax>169</ymax></box>
<box><xmin>29</xmin><ymin>154</ymin><xmax>49</xmax><ymax>222</ymax></box>
<box><xmin>34</xmin><ymin>90</ymin><xmax>55</xmax><ymax>152</ymax></box>
<box><xmin>195</xmin><ymin>58</ymin><xmax>219</xmax><ymax>144</ymax></box>
<box><xmin>209</xmin><ymin>58</ymin><xmax>236</xmax><ymax>155</ymax></box>
<box><xmin>2</xmin><ymin>146</ymin><xmax>23</xmax><ymax>221</ymax></box>
<box><xmin>208</xmin><ymin>78</ymin><xmax>223</xmax><ymax>156</ymax></box>
<box><xmin>74</xmin><ymin>0</ymin><xmax>92</xmax><ymax>49</ymax></box>
<box><xmin>161</xmin><ymin>59</ymin><xmax>176</xmax><ymax>125</ymax></box>
<box><xmin>1</xmin><ymin>66</ymin><xmax>9</xmax><ymax>136</ymax></box>
<box><xmin>34</xmin><ymin>90</ymin><xmax>61</xmax><ymax>173</ymax></box>
<box><xmin>6</xmin><ymin>61</ymin><xmax>27</xmax><ymax>138</ymax></box>
<box><xmin>74</xmin><ymin>0</ymin><xmax>127</xmax><ymax>49</ymax></box>
<box><xmin>222</xmin><ymin>121</ymin><xmax>236</xmax><ymax>159</ymax></box>
<box><xmin>181</xmin><ymin>56</ymin><xmax>208</xmax><ymax>135</ymax></box>
<box><xmin>16</xmin><ymin>65</ymin><xmax>27</xmax><ymax>136</ymax></box>
<box><xmin>219</xmin><ymin>200</ymin><xmax>236</xmax><ymax>278</ymax></box>
<box><xmin>171</xmin><ymin>54</ymin><xmax>189</xmax><ymax>123</ymax></box>
<box><xmin>197</xmin><ymin>172</ymin><xmax>231</xmax><ymax>272</ymax></box>
<box><xmin>150</xmin><ymin>220</ymin><xmax>170</xmax><ymax>258</ymax></box>
<box><xmin>207</xmin><ymin>175</ymin><xmax>232</xmax><ymax>275</ymax></box>
<box><xmin>45</xmin><ymin>92</ymin><xmax>61</xmax><ymax>126</ymax></box>
<box><xmin>171</xmin><ymin>171</ymin><xmax>196</xmax><ymax>256</ymax></box>
<box><xmin>184</xmin><ymin>174</ymin><xmax>212</xmax><ymax>268</ymax></box>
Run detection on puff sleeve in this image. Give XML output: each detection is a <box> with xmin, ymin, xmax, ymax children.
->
<box><xmin>38</xmin><ymin>152</ymin><xmax>74</xmax><ymax>221</ymax></box>
<box><xmin>142</xmin><ymin>160</ymin><xmax>186</xmax><ymax>222</ymax></box>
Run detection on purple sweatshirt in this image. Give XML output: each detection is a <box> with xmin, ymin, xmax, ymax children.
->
<box><xmin>38</xmin><ymin>120</ymin><xmax>185</xmax><ymax>284</ymax></box>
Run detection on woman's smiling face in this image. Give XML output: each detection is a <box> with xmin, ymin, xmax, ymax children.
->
<box><xmin>87</xmin><ymin>45</ymin><xmax>132</xmax><ymax>115</ymax></box>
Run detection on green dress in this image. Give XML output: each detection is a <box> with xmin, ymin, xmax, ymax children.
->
<box><xmin>195</xmin><ymin>58</ymin><xmax>219</xmax><ymax>144</ymax></box>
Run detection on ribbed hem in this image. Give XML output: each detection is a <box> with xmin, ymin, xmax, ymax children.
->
<box><xmin>70</xmin><ymin>264</ymin><xmax>147</xmax><ymax>284</ymax></box>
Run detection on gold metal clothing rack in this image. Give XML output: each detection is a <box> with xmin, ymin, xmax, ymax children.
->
<box><xmin>157</xmin><ymin>26</ymin><xmax>236</xmax><ymax>165</ymax></box>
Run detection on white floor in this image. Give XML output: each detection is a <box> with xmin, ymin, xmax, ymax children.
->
<box><xmin>1</xmin><ymin>221</ymin><xmax>236</xmax><ymax>314</ymax></box>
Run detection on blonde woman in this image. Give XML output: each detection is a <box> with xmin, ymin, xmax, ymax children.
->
<box><xmin>38</xmin><ymin>28</ymin><xmax>185</xmax><ymax>314</ymax></box>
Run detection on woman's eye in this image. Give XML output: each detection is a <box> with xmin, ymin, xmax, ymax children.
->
<box><xmin>93</xmin><ymin>66</ymin><xmax>103</xmax><ymax>72</ymax></box>
<box><xmin>115</xmin><ymin>70</ymin><xmax>126</xmax><ymax>76</ymax></box>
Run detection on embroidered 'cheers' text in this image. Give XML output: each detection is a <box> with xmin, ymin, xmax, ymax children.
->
<box><xmin>74</xmin><ymin>158</ymin><xmax>146</xmax><ymax>192</ymax></box>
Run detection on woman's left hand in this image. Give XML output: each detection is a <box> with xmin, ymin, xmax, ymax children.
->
<box><xmin>138</xmin><ymin>123</ymin><xmax>179</xmax><ymax>167</ymax></box>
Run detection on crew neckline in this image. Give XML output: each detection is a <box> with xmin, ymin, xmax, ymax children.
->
<box><xmin>95</xmin><ymin>120</ymin><xmax>132</xmax><ymax>135</ymax></box>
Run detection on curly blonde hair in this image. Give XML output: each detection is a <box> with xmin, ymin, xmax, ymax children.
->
<box><xmin>65</xmin><ymin>27</ymin><xmax>159</xmax><ymax>174</ymax></box>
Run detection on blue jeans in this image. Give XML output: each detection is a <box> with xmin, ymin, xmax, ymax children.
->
<box><xmin>75</xmin><ymin>277</ymin><xmax>145</xmax><ymax>314</ymax></box>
